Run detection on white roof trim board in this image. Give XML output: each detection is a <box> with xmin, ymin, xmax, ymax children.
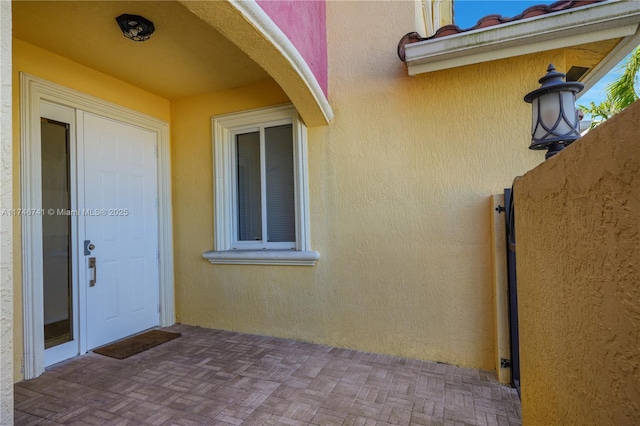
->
<box><xmin>404</xmin><ymin>1</ymin><xmax>640</xmax><ymax>95</ymax></box>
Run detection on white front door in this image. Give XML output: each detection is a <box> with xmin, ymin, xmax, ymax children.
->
<box><xmin>82</xmin><ymin>113</ymin><xmax>159</xmax><ymax>350</ymax></box>
<box><xmin>22</xmin><ymin>75</ymin><xmax>172</xmax><ymax>378</ymax></box>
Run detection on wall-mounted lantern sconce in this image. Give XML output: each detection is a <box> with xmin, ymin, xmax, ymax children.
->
<box><xmin>116</xmin><ymin>14</ymin><xmax>155</xmax><ymax>42</ymax></box>
<box><xmin>524</xmin><ymin>64</ymin><xmax>584</xmax><ymax>160</ymax></box>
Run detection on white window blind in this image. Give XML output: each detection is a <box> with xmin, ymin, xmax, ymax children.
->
<box><xmin>265</xmin><ymin>124</ymin><xmax>295</xmax><ymax>243</ymax></box>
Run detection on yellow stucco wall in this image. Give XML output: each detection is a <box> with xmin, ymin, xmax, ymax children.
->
<box><xmin>514</xmin><ymin>101</ymin><xmax>640</xmax><ymax>425</ymax></box>
<box><xmin>171</xmin><ymin>1</ymin><xmax>559</xmax><ymax>370</ymax></box>
<box><xmin>13</xmin><ymin>0</ymin><xmax>605</xmax><ymax>383</ymax></box>
<box><xmin>171</xmin><ymin>81</ymin><xmax>291</xmax><ymax>331</ymax></box>
<box><xmin>11</xmin><ymin>38</ymin><xmax>170</xmax><ymax>380</ymax></box>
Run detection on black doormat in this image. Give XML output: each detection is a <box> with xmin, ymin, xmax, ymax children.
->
<box><xmin>93</xmin><ymin>330</ymin><xmax>181</xmax><ymax>359</ymax></box>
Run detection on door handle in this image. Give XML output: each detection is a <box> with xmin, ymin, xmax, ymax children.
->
<box><xmin>88</xmin><ymin>257</ymin><xmax>97</xmax><ymax>287</ymax></box>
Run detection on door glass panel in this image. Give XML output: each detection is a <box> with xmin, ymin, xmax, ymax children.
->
<box><xmin>41</xmin><ymin>118</ymin><xmax>73</xmax><ymax>349</ymax></box>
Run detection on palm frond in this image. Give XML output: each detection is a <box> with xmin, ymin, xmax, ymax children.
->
<box><xmin>579</xmin><ymin>98</ymin><xmax>619</xmax><ymax>128</ymax></box>
<box><xmin>606</xmin><ymin>46</ymin><xmax>640</xmax><ymax>109</ymax></box>
<box><xmin>578</xmin><ymin>46</ymin><xmax>640</xmax><ymax>127</ymax></box>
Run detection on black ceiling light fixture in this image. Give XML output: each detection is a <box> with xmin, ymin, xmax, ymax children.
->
<box><xmin>116</xmin><ymin>14</ymin><xmax>155</xmax><ymax>42</ymax></box>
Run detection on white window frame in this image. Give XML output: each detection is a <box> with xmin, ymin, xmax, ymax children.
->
<box><xmin>204</xmin><ymin>104</ymin><xmax>319</xmax><ymax>266</ymax></box>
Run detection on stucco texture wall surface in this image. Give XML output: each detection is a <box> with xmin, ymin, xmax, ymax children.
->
<box><xmin>11</xmin><ymin>39</ymin><xmax>171</xmax><ymax>380</ymax></box>
<box><xmin>171</xmin><ymin>1</ymin><xmax>554</xmax><ymax>370</ymax></box>
<box><xmin>1</xmin><ymin>1</ymin><xmax>13</xmax><ymax>422</ymax></box>
<box><xmin>514</xmin><ymin>100</ymin><xmax>640</xmax><ymax>424</ymax></box>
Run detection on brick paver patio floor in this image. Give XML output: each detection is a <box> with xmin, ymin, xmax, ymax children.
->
<box><xmin>14</xmin><ymin>324</ymin><xmax>521</xmax><ymax>425</ymax></box>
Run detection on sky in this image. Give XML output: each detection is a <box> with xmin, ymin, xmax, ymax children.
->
<box><xmin>452</xmin><ymin>0</ymin><xmax>626</xmax><ymax>109</ymax></box>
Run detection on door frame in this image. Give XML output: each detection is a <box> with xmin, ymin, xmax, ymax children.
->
<box><xmin>20</xmin><ymin>73</ymin><xmax>174</xmax><ymax>379</ymax></box>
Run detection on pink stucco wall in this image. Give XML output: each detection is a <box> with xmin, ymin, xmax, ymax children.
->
<box><xmin>256</xmin><ymin>0</ymin><xmax>328</xmax><ymax>96</ymax></box>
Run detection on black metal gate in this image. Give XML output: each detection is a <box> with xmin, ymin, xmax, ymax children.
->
<box><xmin>505</xmin><ymin>188</ymin><xmax>521</xmax><ymax>396</ymax></box>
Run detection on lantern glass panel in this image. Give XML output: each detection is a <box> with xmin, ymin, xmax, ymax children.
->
<box><xmin>561</xmin><ymin>90</ymin><xmax>579</xmax><ymax>130</ymax></box>
<box><xmin>538</xmin><ymin>92</ymin><xmax>561</xmax><ymax>136</ymax></box>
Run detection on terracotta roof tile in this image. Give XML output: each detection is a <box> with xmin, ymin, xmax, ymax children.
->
<box><xmin>398</xmin><ymin>0</ymin><xmax>605</xmax><ymax>61</ymax></box>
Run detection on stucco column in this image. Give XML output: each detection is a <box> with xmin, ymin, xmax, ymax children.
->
<box><xmin>0</xmin><ymin>0</ymin><xmax>14</xmax><ymax>423</ymax></box>
<box><xmin>418</xmin><ymin>0</ymin><xmax>453</xmax><ymax>37</ymax></box>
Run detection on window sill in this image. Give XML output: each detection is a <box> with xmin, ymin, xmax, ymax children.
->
<box><xmin>202</xmin><ymin>250</ymin><xmax>319</xmax><ymax>266</ymax></box>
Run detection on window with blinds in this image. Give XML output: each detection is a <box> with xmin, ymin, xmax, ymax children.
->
<box><xmin>235</xmin><ymin>124</ymin><xmax>296</xmax><ymax>248</ymax></box>
<box><xmin>209</xmin><ymin>104</ymin><xmax>317</xmax><ymax>264</ymax></box>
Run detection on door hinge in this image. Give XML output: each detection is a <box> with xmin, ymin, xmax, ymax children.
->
<box><xmin>500</xmin><ymin>358</ymin><xmax>511</xmax><ymax>368</ymax></box>
<box><xmin>158</xmin><ymin>303</ymin><xmax>161</xmax><ymax>314</ymax></box>
<box><xmin>495</xmin><ymin>205</ymin><xmax>505</xmax><ymax>214</ymax></box>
